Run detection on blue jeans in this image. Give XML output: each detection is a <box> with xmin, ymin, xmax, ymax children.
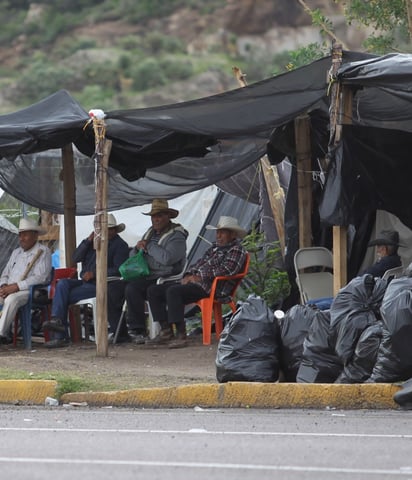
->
<box><xmin>51</xmin><ymin>279</ymin><xmax>97</xmax><ymax>339</ymax></box>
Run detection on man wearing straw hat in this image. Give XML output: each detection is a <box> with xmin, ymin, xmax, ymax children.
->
<box><xmin>147</xmin><ymin>215</ymin><xmax>247</xmax><ymax>348</ymax></box>
<box><xmin>107</xmin><ymin>199</ymin><xmax>188</xmax><ymax>344</ymax></box>
<box><xmin>0</xmin><ymin>218</ymin><xmax>52</xmax><ymax>344</ymax></box>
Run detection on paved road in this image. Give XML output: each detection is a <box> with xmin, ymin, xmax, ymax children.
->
<box><xmin>1</xmin><ymin>406</ymin><xmax>411</xmax><ymax>479</ymax></box>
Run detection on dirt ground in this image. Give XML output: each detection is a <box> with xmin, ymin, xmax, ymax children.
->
<box><xmin>0</xmin><ymin>334</ymin><xmax>219</xmax><ymax>391</ymax></box>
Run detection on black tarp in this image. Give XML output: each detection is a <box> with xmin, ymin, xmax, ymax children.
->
<box><xmin>1</xmin><ymin>51</ymin><xmax>412</xmax><ymax>282</ymax></box>
<box><xmin>0</xmin><ymin>51</ymin><xmax>368</xmax><ymax>215</ymax></box>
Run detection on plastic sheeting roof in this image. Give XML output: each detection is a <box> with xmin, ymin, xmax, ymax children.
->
<box><xmin>0</xmin><ymin>52</ymin><xmax>363</xmax><ymax>215</ymax></box>
<box><xmin>1</xmin><ymin>50</ymin><xmax>411</xmax><ymax>228</ymax></box>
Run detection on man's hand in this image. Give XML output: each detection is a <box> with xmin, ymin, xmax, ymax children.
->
<box><xmin>82</xmin><ymin>271</ymin><xmax>94</xmax><ymax>282</ymax></box>
<box><xmin>135</xmin><ymin>240</ymin><xmax>148</xmax><ymax>251</ymax></box>
<box><xmin>182</xmin><ymin>274</ymin><xmax>201</xmax><ymax>285</ymax></box>
<box><xmin>0</xmin><ymin>283</ymin><xmax>19</xmax><ymax>298</ymax></box>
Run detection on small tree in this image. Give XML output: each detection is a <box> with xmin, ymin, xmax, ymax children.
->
<box><xmin>241</xmin><ymin>229</ymin><xmax>290</xmax><ymax>309</ymax></box>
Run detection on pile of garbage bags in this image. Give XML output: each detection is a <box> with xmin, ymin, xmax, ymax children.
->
<box><xmin>216</xmin><ymin>275</ymin><xmax>412</xmax><ymax>383</ymax></box>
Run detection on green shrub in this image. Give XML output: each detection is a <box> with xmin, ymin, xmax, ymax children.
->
<box><xmin>17</xmin><ymin>59</ymin><xmax>77</xmax><ymax>103</ymax></box>
<box><xmin>74</xmin><ymin>85</ymin><xmax>116</xmax><ymax>111</ymax></box>
<box><xmin>160</xmin><ymin>57</ymin><xmax>194</xmax><ymax>81</ymax></box>
<box><xmin>144</xmin><ymin>32</ymin><xmax>185</xmax><ymax>55</ymax></box>
<box><xmin>241</xmin><ymin>229</ymin><xmax>290</xmax><ymax>309</ymax></box>
<box><xmin>130</xmin><ymin>58</ymin><xmax>167</xmax><ymax>91</ymax></box>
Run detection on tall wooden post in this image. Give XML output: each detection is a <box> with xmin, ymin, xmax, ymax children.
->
<box><xmin>92</xmin><ymin>117</ymin><xmax>111</xmax><ymax>357</ymax></box>
<box><xmin>294</xmin><ymin>114</ymin><xmax>312</xmax><ymax>248</ymax></box>
<box><xmin>62</xmin><ymin>144</ymin><xmax>77</xmax><ymax>267</ymax></box>
<box><xmin>233</xmin><ymin>66</ymin><xmax>286</xmax><ymax>254</ymax></box>
<box><xmin>328</xmin><ymin>42</ymin><xmax>349</xmax><ymax>294</ymax></box>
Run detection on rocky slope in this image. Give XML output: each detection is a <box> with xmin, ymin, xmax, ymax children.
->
<box><xmin>0</xmin><ymin>0</ymin><xmax>367</xmax><ymax>112</ymax></box>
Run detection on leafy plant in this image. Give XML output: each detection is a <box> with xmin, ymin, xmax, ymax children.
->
<box><xmin>241</xmin><ymin>229</ymin><xmax>290</xmax><ymax>309</ymax></box>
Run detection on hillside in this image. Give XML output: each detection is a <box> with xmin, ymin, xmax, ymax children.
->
<box><xmin>0</xmin><ymin>0</ymin><xmax>365</xmax><ymax>114</ymax></box>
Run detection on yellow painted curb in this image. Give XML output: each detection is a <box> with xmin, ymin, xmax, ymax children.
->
<box><xmin>0</xmin><ymin>380</ymin><xmax>57</xmax><ymax>405</ymax></box>
<box><xmin>61</xmin><ymin>382</ymin><xmax>402</xmax><ymax>409</ymax></box>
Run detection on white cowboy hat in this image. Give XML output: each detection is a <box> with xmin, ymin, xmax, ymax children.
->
<box><xmin>108</xmin><ymin>213</ymin><xmax>125</xmax><ymax>233</ymax></box>
<box><xmin>18</xmin><ymin>218</ymin><xmax>46</xmax><ymax>234</ymax></box>
<box><xmin>206</xmin><ymin>216</ymin><xmax>247</xmax><ymax>238</ymax></box>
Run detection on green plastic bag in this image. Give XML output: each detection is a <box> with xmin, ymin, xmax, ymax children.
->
<box><xmin>119</xmin><ymin>249</ymin><xmax>150</xmax><ymax>281</ymax></box>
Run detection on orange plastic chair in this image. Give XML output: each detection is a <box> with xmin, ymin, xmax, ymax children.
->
<box><xmin>196</xmin><ymin>253</ymin><xmax>250</xmax><ymax>345</ymax></box>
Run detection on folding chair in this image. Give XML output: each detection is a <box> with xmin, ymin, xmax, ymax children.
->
<box><xmin>195</xmin><ymin>253</ymin><xmax>250</xmax><ymax>345</ymax></box>
<box><xmin>293</xmin><ymin>247</ymin><xmax>334</xmax><ymax>307</ymax></box>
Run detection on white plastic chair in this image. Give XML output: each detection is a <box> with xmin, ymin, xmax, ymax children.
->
<box><xmin>113</xmin><ymin>261</ymin><xmax>188</xmax><ymax>344</ymax></box>
<box><xmin>382</xmin><ymin>265</ymin><xmax>404</xmax><ymax>281</ymax></box>
<box><xmin>294</xmin><ymin>247</ymin><xmax>334</xmax><ymax>304</ymax></box>
<box><xmin>68</xmin><ymin>276</ymin><xmax>121</xmax><ymax>343</ymax></box>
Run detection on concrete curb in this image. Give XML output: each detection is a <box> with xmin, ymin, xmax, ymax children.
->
<box><xmin>0</xmin><ymin>380</ymin><xmax>57</xmax><ymax>405</ymax></box>
<box><xmin>61</xmin><ymin>382</ymin><xmax>402</xmax><ymax>409</ymax></box>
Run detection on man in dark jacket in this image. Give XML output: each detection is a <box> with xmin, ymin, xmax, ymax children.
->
<box><xmin>361</xmin><ymin>229</ymin><xmax>402</xmax><ymax>278</ymax></box>
<box><xmin>107</xmin><ymin>199</ymin><xmax>188</xmax><ymax>344</ymax></box>
<box><xmin>42</xmin><ymin>214</ymin><xmax>130</xmax><ymax>348</ymax></box>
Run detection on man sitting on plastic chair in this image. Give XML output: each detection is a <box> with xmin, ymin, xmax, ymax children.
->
<box><xmin>42</xmin><ymin>214</ymin><xmax>129</xmax><ymax>348</ymax></box>
<box><xmin>107</xmin><ymin>199</ymin><xmax>188</xmax><ymax>344</ymax></box>
<box><xmin>0</xmin><ymin>218</ymin><xmax>52</xmax><ymax>345</ymax></box>
<box><xmin>147</xmin><ymin>216</ymin><xmax>248</xmax><ymax>348</ymax></box>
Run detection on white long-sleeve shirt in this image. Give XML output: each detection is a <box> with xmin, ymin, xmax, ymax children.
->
<box><xmin>0</xmin><ymin>242</ymin><xmax>52</xmax><ymax>291</ymax></box>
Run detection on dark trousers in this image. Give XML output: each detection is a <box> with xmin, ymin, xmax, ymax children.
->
<box><xmin>51</xmin><ymin>279</ymin><xmax>97</xmax><ymax>339</ymax></box>
<box><xmin>107</xmin><ymin>278</ymin><xmax>157</xmax><ymax>334</ymax></box>
<box><xmin>147</xmin><ymin>282</ymin><xmax>208</xmax><ymax>334</ymax></box>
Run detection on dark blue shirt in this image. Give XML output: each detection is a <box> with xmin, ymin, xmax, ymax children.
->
<box><xmin>72</xmin><ymin>234</ymin><xmax>129</xmax><ymax>281</ymax></box>
<box><xmin>361</xmin><ymin>253</ymin><xmax>401</xmax><ymax>278</ymax></box>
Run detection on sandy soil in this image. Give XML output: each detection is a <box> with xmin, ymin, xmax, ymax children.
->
<box><xmin>0</xmin><ymin>334</ymin><xmax>219</xmax><ymax>391</ymax></box>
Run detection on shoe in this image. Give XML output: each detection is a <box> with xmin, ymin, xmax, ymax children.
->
<box><xmin>44</xmin><ymin>338</ymin><xmax>70</xmax><ymax>349</ymax></box>
<box><xmin>128</xmin><ymin>329</ymin><xmax>147</xmax><ymax>345</ymax></box>
<box><xmin>42</xmin><ymin>317</ymin><xmax>65</xmax><ymax>333</ymax></box>
<box><xmin>168</xmin><ymin>333</ymin><xmax>188</xmax><ymax>349</ymax></box>
<box><xmin>145</xmin><ymin>329</ymin><xmax>174</xmax><ymax>345</ymax></box>
<box><xmin>0</xmin><ymin>335</ymin><xmax>12</xmax><ymax>345</ymax></box>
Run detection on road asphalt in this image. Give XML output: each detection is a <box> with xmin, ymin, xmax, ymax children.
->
<box><xmin>0</xmin><ymin>379</ymin><xmax>403</xmax><ymax>409</ymax></box>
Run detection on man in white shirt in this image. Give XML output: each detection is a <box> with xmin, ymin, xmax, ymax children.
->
<box><xmin>0</xmin><ymin>218</ymin><xmax>52</xmax><ymax>343</ymax></box>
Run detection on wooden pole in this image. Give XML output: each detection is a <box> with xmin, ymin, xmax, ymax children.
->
<box><xmin>406</xmin><ymin>0</ymin><xmax>412</xmax><ymax>42</ymax></box>
<box><xmin>62</xmin><ymin>144</ymin><xmax>77</xmax><ymax>267</ymax></box>
<box><xmin>328</xmin><ymin>42</ymin><xmax>348</xmax><ymax>294</ymax></box>
<box><xmin>260</xmin><ymin>156</ymin><xmax>285</xmax><ymax>254</ymax></box>
<box><xmin>294</xmin><ymin>114</ymin><xmax>312</xmax><ymax>248</ymax></box>
<box><xmin>92</xmin><ymin>117</ymin><xmax>111</xmax><ymax>357</ymax></box>
<box><xmin>233</xmin><ymin>66</ymin><xmax>286</xmax><ymax>254</ymax></box>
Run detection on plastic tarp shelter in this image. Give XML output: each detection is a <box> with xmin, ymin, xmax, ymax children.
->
<box><xmin>0</xmin><ymin>51</ymin><xmax>369</xmax><ymax>216</ymax></box>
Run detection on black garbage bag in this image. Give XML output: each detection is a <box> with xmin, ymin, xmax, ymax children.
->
<box><xmin>366</xmin><ymin>327</ymin><xmax>412</xmax><ymax>383</ymax></box>
<box><xmin>330</xmin><ymin>274</ymin><xmax>387</xmax><ymax>365</ymax></box>
<box><xmin>335</xmin><ymin>322</ymin><xmax>383</xmax><ymax>384</ymax></box>
<box><xmin>296</xmin><ymin>310</ymin><xmax>343</xmax><ymax>383</ymax></box>
<box><xmin>380</xmin><ymin>277</ymin><xmax>412</xmax><ymax>367</ymax></box>
<box><xmin>216</xmin><ymin>295</ymin><xmax>280</xmax><ymax>383</ymax></box>
<box><xmin>278</xmin><ymin>304</ymin><xmax>318</xmax><ymax>382</ymax></box>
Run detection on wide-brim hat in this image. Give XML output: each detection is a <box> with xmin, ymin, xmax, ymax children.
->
<box><xmin>142</xmin><ymin>199</ymin><xmax>179</xmax><ymax>219</ymax></box>
<box><xmin>368</xmin><ymin>229</ymin><xmax>401</xmax><ymax>247</ymax></box>
<box><xmin>108</xmin><ymin>213</ymin><xmax>125</xmax><ymax>233</ymax></box>
<box><xmin>18</xmin><ymin>218</ymin><xmax>46</xmax><ymax>235</ymax></box>
<box><xmin>206</xmin><ymin>216</ymin><xmax>247</xmax><ymax>238</ymax></box>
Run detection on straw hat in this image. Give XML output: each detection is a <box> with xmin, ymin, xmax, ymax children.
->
<box><xmin>206</xmin><ymin>216</ymin><xmax>247</xmax><ymax>238</ymax></box>
<box><xmin>142</xmin><ymin>199</ymin><xmax>179</xmax><ymax>219</ymax></box>
<box><xmin>108</xmin><ymin>213</ymin><xmax>125</xmax><ymax>233</ymax></box>
<box><xmin>18</xmin><ymin>218</ymin><xmax>46</xmax><ymax>235</ymax></box>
